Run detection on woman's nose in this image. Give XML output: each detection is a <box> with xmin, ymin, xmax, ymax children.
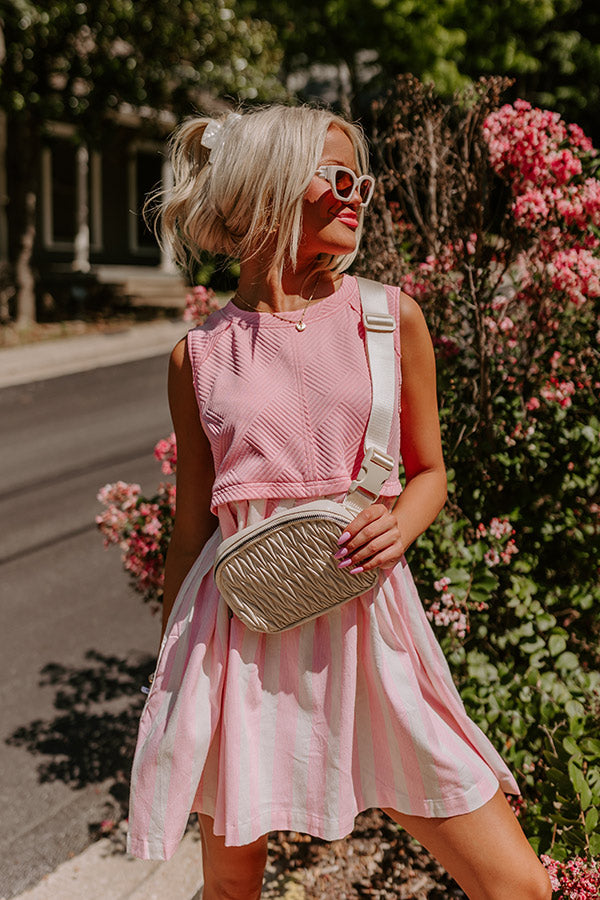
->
<box><xmin>347</xmin><ymin>186</ymin><xmax>362</xmax><ymax>209</ymax></box>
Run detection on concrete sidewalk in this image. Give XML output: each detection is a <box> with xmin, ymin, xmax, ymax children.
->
<box><xmin>0</xmin><ymin>318</ymin><xmax>189</xmax><ymax>388</ymax></box>
<box><xmin>8</xmin><ymin>830</ymin><xmax>203</xmax><ymax>900</ymax></box>
<box><xmin>2</xmin><ymin>319</ymin><xmax>201</xmax><ymax>899</ymax></box>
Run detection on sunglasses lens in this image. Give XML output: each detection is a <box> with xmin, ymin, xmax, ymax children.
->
<box><xmin>334</xmin><ymin>169</ymin><xmax>355</xmax><ymax>199</ymax></box>
<box><xmin>359</xmin><ymin>179</ymin><xmax>373</xmax><ymax>203</ymax></box>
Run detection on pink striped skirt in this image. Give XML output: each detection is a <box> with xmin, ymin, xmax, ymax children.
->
<box><xmin>127</xmin><ymin>495</ymin><xmax>519</xmax><ymax>860</ymax></box>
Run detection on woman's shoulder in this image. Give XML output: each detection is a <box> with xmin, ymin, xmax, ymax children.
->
<box><xmin>375</xmin><ymin>281</ymin><xmax>430</xmax><ymax>360</ymax></box>
<box><xmin>186</xmin><ymin>306</ymin><xmax>232</xmax><ymax>368</ymax></box>
<box><xmin>394</xmin><ymin>288</ymin><xmax>426</xmax><ymax>329</ymax></box>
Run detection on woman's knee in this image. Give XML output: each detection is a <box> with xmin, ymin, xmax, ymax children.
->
<box><xmin>517</xmin><ymin>864</ymin><xmax>553</xmax><ymax>900</ymax></box>
<box><xmin>478</xmin><ymin>860</ymin><xmax>552</xmax><ymax>900</ymax></box>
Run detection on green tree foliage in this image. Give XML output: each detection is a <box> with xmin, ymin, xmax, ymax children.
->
<box><xmin>243</xmin><ymin>0</ymin><xmax>600</xmax><ymax>139</ymax></box>
<box><xmin>451</xmin><ymin>0</ymin><xmax>600</xmax><ymax>139</ymax></box>
<box><xmin>0</xmin><ymin>0</ymin><xmax>284</xmax><ymax>325</ymax></box>
<box><xmin>1</xmin><ymin>0</ymin><xmax>283</xmax><ymax>121</ymax></box>
<box><xmin>240</xmin><ymin>0</ymin><xmax>467</xmax><ymax>109</ymax></box>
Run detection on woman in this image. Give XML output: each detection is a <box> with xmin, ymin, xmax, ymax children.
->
<box><xmin>127</xmin><ymin>105</ymin><xmax>551</xmax><ymax>900</ymax></box>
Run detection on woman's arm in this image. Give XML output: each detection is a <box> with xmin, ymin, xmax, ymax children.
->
<box><xmin>160</xmin><ymin>337</ymin><xmax>219</xmax><ymax>644</ymax></box>
<box><xmin>337</xmin><ymin>292</ymin><xmax>447</xmax><ymax>572</ymax></box>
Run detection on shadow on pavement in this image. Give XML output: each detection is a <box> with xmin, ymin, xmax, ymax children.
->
<box><xmin>6</xmin><ymin>649</ymin><xmax>154</xmax><ymax>819</ymax></box>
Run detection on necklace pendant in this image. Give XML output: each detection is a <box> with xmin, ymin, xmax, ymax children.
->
<box><xmin>296</xmin><ymin>321</ymin><xmax>306</xmax><ymax>332</ymax></box>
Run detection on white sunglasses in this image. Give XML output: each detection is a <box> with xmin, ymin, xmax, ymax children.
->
<box><xmin>316</xmin><ymin>165</ymin><xmax>375</xmax><ymax>207</ymax></box>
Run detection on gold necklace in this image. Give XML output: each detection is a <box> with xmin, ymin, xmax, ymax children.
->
<box><xmin>233</xmin><ymin>274</ymin><xmax>321</xmax><ymax>332</ymax></box>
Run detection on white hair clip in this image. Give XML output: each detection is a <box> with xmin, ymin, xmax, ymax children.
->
<box><xmin>201</xmin><ymin>113</ymin><xmax>242</xmax><ymax>161</ymax></box>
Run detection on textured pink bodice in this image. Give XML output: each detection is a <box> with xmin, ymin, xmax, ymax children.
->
<box><xmin>187</xmin><ymin>275</ymin><xmax>403</xmax><ymax>514</ymax></box>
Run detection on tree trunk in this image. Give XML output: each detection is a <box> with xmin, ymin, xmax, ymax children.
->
<box><xmin>11</xmin><ymin>115</ymin><xmax>40</xmax><ymax>329</ymax></box>
<box><xmin>15</xmin><ymin>189</ymin><xmax>37</xmax><ymax>328</ymax></box>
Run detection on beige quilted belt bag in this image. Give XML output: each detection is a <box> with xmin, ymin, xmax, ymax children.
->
<box><xmin>213</xmin><ymin>277</ymin><xmax>397</xmax><ymax>633</ymax></box>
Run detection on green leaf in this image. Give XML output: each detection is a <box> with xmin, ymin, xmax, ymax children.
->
<box><xmin>589</xmin><ymin>832</ymin><xmax>600</xmax><ymax>856</ymax></box>
<box><xmin>581</xmin><ymin>738</ymin><xmax>600</xmax><ymax>757</ymax></box>
<box><xmin>562</xmin><ymin>737</ymin><xmax>582</xmax><ymax>758</ymax></box>
<box><xmin>585</xmin><ymin>808</ymin><xmax>598</xmax><ymax>833</ymax></box>
<box><xmin>445</xmin><ymin>567</ymin><xmax>471</xmax><ymax>584</ymax></box>
<box><xmin>548</xmin><ymin>634</ymin><xmax>567</xmax><ymax>657</ymax></box>
<box><xmin>556</xmin><ymin>652</ymin><xmax>579</xmax><ymax>672</ymax></box>
<box><xmin>580</xmin><ymin>779</ymin><xmax>592</xmax><ymax>810</ymax></box>
<box><xmin>547</xmin><ymin>767</ymin><xmax>571</xmax><ymax>790</ymax></box>
<box><xmin>566</xmin><ymin>699</ymin><xmax>586</xmax><ymax>718</ymax></box>
<box><xmin>568</xmin><ymin>759</ymin><xmax>586</xmax><ymax>793</ymax></box>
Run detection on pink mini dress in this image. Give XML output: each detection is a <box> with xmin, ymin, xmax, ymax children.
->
<box><xmin>127</xmin><ymin>274</ymin><xmax>519</xmax><ymax>861</ymax></box>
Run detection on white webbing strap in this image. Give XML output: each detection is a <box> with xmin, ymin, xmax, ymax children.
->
<box><xmin>344</xmin><ymin>277</ymin><xmax>396</xmax><ymax>516</ymax></box>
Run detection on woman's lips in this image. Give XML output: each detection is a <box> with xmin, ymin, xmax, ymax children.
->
<box><xmin>336</xmin><ymin>212</ymin><xmax>359</xmax><ymax>229</ymax></box>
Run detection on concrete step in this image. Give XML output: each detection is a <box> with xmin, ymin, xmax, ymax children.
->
<box><xmin>119</xmin><ymin>280</ymin><xmax>188</xmax><ymax>309</ymax></box>
<box><xmin>92</xmin><ymin>265</ymin><xmax>189</xmax><ymax>309</ymax></box>
<box><xmin>8</xmin><ymin>831</ymin><xmax>204</xmax><ymax>900</ymax></box>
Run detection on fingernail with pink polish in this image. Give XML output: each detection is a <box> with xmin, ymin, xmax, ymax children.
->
<box><xmin>350</xmin><ymin>566</ymin><xmax>364</xmax><ymax>575</ymax></box>
<box><xmin>338</xmin><ymin>559</ymin><xmax>353</xmax><ymax>569</ymax></box>
<box><xmin>333</xmin><ymin>547</ymin><xmax>348</xmax><ymax>560</ymax></box>
<box><xmin>337</xmin><ymin>531</ymin><xmax>351</xmax><ymax>545</ymax></box>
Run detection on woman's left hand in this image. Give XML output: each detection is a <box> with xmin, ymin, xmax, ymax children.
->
<box><xmin>334</xmin><ymin>503</ymin><xmax>405</xmax><ymax>574</ymax></box>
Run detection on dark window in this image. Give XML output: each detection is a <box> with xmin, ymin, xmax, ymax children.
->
<box><xmin>135</xmin><ymin>150</ymin><xmax>162</xmax><ymax>249</ymax></box>
<box><xmin>50</xmin><ymin>138</ymin><xmax>77</xmax><ymax>243</ymax></box>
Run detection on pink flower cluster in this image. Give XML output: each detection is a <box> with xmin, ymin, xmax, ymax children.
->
<box><xmin>96</xmin><ymin>481</ymin><xmax>141</xmax><ymax>546</ymax></box>
<box><xmin>524</xmin><ymin>351</ymin><xmax>592</xmax><ymax>412</ymax></box>
<box><xmin>426</xmin><ymin>517</ymin><xmax>518</xmax><ymax>637</ymax></box>
<box><xmin>547</xmin><ymin>248</ymin><xmax>600</xmax><ymax>307</ymax></box>
<box><xmin>504</xmin><ymin>419</ymin><xmax>536</xmax><ymax>448</ymax></box>
<box><xmin>154</xmin><ymin>432</ymin><xmax>177</xmax><ymax>475</ymax></box>
<box><xmin>96</xmin><ymin>442</ymin><xmax>177</xmax><ymax>606</ymax></box>
<box><xmin>484</xmin><ymin>100</ymin><xmax>594</xmax><ymax>192</ymax></box>
<box><xmin>541</xmin><ymin>854</ymin><xmax>600</xmax><ymax>899</ymax></box>
<box><xmin>428</xmin><ymin>576</ymin><xmax>468</xmax><ymax>639</ymax></box>
<box><xmin>483</xmin><ymin>99</ymin><xmax>600</xmax><ymax>314</ymax></box>
<box><xmin>477</xmin><ymin>517</ymin><xmax>518</xmax><ymax>567</ymax></box>
<box><xmin>539</xmin><ymin>376</ymin><xmax>576</xmax><ymax>409</ymax></box>
<box><xmin>183</xmin><ymin>284</ymin><xmax>221</xmax><ymax>324</ymax></box>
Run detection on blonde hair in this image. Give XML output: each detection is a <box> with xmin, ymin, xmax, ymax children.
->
<box><xmin>157</xmin><ymin>104</ymin><xmax>370</xmax><ymax>276</ymax></box>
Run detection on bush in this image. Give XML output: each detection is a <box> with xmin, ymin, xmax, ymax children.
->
<box><xmin>358</xmin><ymin>76</ymin><xmax>600</xmax><ymax>868</ymax></box>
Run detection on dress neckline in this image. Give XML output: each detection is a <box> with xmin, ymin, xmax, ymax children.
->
<box><xmin>222</xmin><ymin>273</ymin><xmax>356</xmax><ymax>328</ymax></box>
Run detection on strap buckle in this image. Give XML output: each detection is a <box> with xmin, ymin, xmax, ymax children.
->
<box><xmin>348</xmin><ymin>447</ymin><xmax>395</xmax><ymax>500</ymax></box>
<box><xmin>362</xmin><ymin>312</ymin><xmax>395</xmax><ymax>333</ymax></box>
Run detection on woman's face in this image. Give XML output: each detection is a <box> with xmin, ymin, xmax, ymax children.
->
<box><xmin>298</xmin><ymin>125</ymin><xmax>364</xmax><ymax>263</ymax></box>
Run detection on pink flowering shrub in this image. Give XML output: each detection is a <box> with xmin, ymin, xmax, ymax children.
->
<box><xmin>183</xmin><ymin>284</ymin><xmax>221</xmax><ymax>324</ymax></box>
<box><xmin>96</xmin><ymin>285</ymin><xmax>218</xmax><ymax>608</ymax></box>
<box><xmin>424</xmin><ymin>516</ymin><xmax>518</xmax><ymax>641</ymax></box>
<box><xmin>361</xmin><ymin>76</ymin><xmax>600</xmax><ymax>863</ymax></box>
<box><xmin>153</xmin><ymin>432</ymin><xmax>177</xmax><ymax>475</ymax></box>
<box><xmin>96</xmin><ymin>473</ymin><xmax>176</xmax><ymax>611</ymax></box>
<box><xmin>541</xmin><ymin>855</ymin><xmax>600</xmax><ymax>899</ymax></box>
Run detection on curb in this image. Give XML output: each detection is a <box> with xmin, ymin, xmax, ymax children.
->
<box><xmin>7</xmin><ymin>831</ymin><xmax>203</xmax><ymax>900</ymax></box>
<box><xmin>0</xmin><ymin>318</ymin><xmax>189</xmax><ymax>388</ymax></box>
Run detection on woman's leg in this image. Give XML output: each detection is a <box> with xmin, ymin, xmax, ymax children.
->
<box><xmin>382</xmin><ymin>788</ymin><xmax>552</xmax><ymax>900</ymax></box>
<box><xmin>198</xmin><ymin>814</ymin><xmax>268</xmax><ymax>900</ymax></box>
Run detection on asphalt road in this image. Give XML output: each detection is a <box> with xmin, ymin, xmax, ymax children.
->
<box><xmin>0</xmin><ymin>356</ymin><xmax>175</xmax><ymax>898</ymax></box>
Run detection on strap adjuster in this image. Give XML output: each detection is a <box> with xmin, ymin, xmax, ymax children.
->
<box><xmin>348</xmin><ymin>447</ymin><xmax>395</xmax><ymax>500</ymax></box>
<box><xmin>363</xmin><ymin>312</ymin><xmax>395</xmax><ymax>333</ymax></box>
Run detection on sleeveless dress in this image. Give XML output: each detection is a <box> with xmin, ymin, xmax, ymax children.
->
<box><xmin>127</xmin><ymin>275</ymin><xmax>519</xmax><ymax>861</ymax></box>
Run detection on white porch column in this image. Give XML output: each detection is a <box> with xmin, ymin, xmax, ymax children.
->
<box><xmin>160</xmin><ymin>155</ymin><xmax>177</xmax><ymax>273</ymax></box>
<box><xmin>73</xmin><ymin>142</ymin><xmax>90</xmax><ymax>273</ymax></box>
